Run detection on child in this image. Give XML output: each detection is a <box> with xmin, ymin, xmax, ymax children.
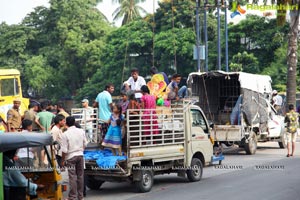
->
<box><xmin>118</xmin><ymin>91</ymin><xmax>129</xmax><ymax>115</ymax></box>
<box><xmin>102</xmin><ymin>105</ymin><xmax>124</xmax><ymax>156</ymax></box>
<box><xmin>141</xmin><ymin>85</ymin><xmax>159</xmax><ymax>136</ymax></box>
<box><xmin>167</xmin><ymin>74</ymin><xmax>188</xmax><ymax>101</ymax></box>
<box><xmin>127</xmin><ymin>91</ymin><xmax>141</xmax><ymax>147</ymax></box>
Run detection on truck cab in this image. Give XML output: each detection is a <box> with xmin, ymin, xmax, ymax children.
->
<box><xmin>0</xmin><ymin>69</ymin><xmax>29</xmax><ymax>120</ymax></box>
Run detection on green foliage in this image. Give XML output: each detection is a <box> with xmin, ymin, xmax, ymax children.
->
<box><xmin>0</xmin><ymin>0</ymin><xmax>296</xmax><ymax>103</ymax></box>
<box><xmin>230</xmin><ymin>51</ymin><xmax>259</xmax><ymax>73</ymax></box>
<box><xmin>112</xmin><ymin>0</ymin><xmax>147</xmax><ymax>25</ymax></box>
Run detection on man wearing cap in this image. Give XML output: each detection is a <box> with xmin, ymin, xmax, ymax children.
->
<box><xmin>81</xmin><ymin>98</ymin><xmax>94</xmax><ymax>142</ymax></box>
<box><xmin>7</xmin><ymin>98</ymin><xmax>22</xmax><ymax>132</ymax></box>
<box><xmin>272</xmin><ymin>90</ymin><xmax>283</xmax><ymax>112</ymax></box>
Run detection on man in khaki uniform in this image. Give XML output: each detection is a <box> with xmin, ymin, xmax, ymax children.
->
<box><xmin>7</xmin><ymin>98</ymin><xmax>22</xmax><ymax>132</ymax></box>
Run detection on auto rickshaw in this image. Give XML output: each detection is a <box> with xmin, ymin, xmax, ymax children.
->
<box><xmin>0</xmin><ymin>133</ymin><xmax>66</xmax><ymax>200</ymax></box>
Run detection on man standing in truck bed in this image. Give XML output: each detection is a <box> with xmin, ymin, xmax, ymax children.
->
<box><xmin>7</xmin><ymin>98</ymin><xmax>22</xmax><ymax>132</ymax></box>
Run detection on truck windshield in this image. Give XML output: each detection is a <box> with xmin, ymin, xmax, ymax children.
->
<box><xmin>1</xmin><ymin>78</ymin><xmax>19</xmax><ymax>96</ymax></box>
<box><xmin>191</xmin><ymin>109</ymin><xmax>208</xmax><ymax>133</ymax></box>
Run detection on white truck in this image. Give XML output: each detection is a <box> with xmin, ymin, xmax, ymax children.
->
<box><xmin>187</xmin><ymin>71</ymin><xmax>286</xmax><ymax>155</ymax></box>
<box><xmin>84</xmin><ymin>100</ymin><xmax>223</xmax><ymax>192</ymax></box>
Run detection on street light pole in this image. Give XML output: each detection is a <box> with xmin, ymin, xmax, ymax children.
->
<box><xmin>204</xmin><ymin>0</ymin><xmax>208</xmax><ymax>72</ymax></box>
<box><xmin>196</xmin><ymin>0</ymin><xmax>201</xmax><ymax>72</ymax></box>
<box><xmin>225</xmin><ymin>0</ymin><xmax>229</xmax><ymax>72</ymax></box>
<box><xmin>217</xmin><ymin>0</ymin><xmax>221</xmax><ymax>70</ymax></box>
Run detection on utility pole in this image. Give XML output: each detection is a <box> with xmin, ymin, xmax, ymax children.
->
<box><xmin>196</xmin><ymin>0</ymin><xmax>201</xmax><ymax>72</ymax></box>
<box><xmin>204</xmin><ymin>0</ymin><xmax>209</xmax><ymax>72</ymax></box>
<box><xmin>217</xmin><ymin>0</ymin><xmax>221</xmax><ymax>70</ymax></box>
<box><xmin>225</xmin><ymin>0</ymin><xmax>229</xmax><ymax>72</ymax></box>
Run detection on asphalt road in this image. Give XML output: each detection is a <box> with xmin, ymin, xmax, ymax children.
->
<box><xmin>63</xmin><ymin>138</ymin><xmax>300</xmax><ymax>200</ymax></box>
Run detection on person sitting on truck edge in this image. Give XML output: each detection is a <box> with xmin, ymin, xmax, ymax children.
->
<box><xmin>3</xmin><ymin>149</ymin><xmax>45</xmax><ymax>197</ymax></box>
<box><xmin>101</xmin><ymin>104</ymin><xmax>124</xmax><ymax>156</ymax></box>
<box><xmin>285</xmin><ymin>104</ymin><xmax>299</xmax><ymax>157</ymax></box>
<box><xmin>125</xmin><ymin>68</ymin><xmax>146</xmax><ymax>102</ymax></box>
<box><xmin>167</xmin><ymin>74</ymin><xmax>188</xmax><ymax>101</ymax></box>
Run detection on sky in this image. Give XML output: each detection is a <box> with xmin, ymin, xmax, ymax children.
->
<box><xmin>0</xmin><ymin>0</ymin><xmax>277</xmax><ymax>27</ymax></box>
<box><xmin>0</xmin><ymin>0</ymin><xmax>159</xmax><ymax>26</ymax></box>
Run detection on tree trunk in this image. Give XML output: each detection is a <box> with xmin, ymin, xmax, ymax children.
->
<box><xmin>286</xmin><ymin>7</ymin><xmax>299</xmax><ymax>109</ymax></box>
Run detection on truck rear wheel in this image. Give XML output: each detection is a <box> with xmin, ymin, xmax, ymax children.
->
<box><xmin>278</xmin><ymin>132</ymin><xmax>287</xmax><ymax>149</ymax></box>
<box><xmin>134</xmin><ymin>170</ymin><xmax>154</xmax><ymax>193</ymax></box>
<box><xmin>244</xmin><ymin>133</ymin><xmax>257</xmax><ymax>155</ymax></box>
<box><xmin>86</xmin><ymin>175</ymin><xmax>104</xmax><ymax>190</ymax></box>
<box><xmin>186</xmin><ymin>158</ymin><xmax>203</xmax><ymax>182</ymax></box>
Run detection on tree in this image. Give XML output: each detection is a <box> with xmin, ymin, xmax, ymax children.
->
<box><xmin>20</xmin><ymin>0</ymin><xmax>112</xmax><ymax>99</ymax></box>
<box><xmin>77</xmin><ymin>19</ymin><xmax>153</xmax><ymax>101</ymax></box>
<box><xmin>112</xmin><ymin>0</ymin><xmax>147</xmax><ymax>25</ymax></box>
<box><xmin>229</xmin><ymin>51</ymin><xmax>259</xmax><ymax>73</ymax></box>
<box><xmin>276</xmin><ymin>0</ymin><xmax>299</xmax><ymax>108</ymax></box>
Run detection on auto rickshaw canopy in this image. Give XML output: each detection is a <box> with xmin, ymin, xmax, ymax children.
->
<box><xmin>0</xmin><ymin>133</ymin><xmax>53</xmax><ymax>152</ymax></box>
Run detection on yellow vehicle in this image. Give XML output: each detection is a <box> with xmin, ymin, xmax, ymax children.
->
<box><xmin>0</xmin><ymin>69</ymin><xmax>29</xmax><ymax>120</ymax></box>
<box><xmin>0</xmin><ymin>133</ymin><xmax>66</xmax><ymax>200</ymax></box>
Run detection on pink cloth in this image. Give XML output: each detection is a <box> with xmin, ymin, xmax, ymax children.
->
<box><xmin>141</xmin><ymin>94</ymin><xmax>159</xmax><ymax>135</ymax></box>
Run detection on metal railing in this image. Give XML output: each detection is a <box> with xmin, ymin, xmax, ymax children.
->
<box><xmin>71</xmin><ymin>108</ymin><xmax>99</xmax><ymax>143</ymax></box>
<box><xmin>126</xmin><ymin>100</ymin><xmax>193</xmax><ymax>149</ymax></box>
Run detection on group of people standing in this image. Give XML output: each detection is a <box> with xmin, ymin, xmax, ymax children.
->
<box><xmin>94</xmin><ymin>67</ymin><xmax>188</xmax><ymax>155</ymax></box>
<box><xmin>3</xmin><ymin>98</ymin><xmax>88</xmax><ymax>199</ymax></box>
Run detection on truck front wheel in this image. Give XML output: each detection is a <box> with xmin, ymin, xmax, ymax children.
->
<box><xmin>186</xmin><ymin>158</ymin><xmax>203</xmax><ymax>182</ymax></box>
<box><xmin>86</xmin><ymin>175</ymin><xmax>104</xmax><ymax>190</ymax></box>
<box><xmin>278</xmin><ymin>132</ymin><xmax>287</xmax><ymax>149</ymax></box>
<box><xmin>244</xmin><ymin>133</ymin><xmax>257</xmax><ymax>155</ymax></box>
<box><xmin>134</xmin><ymin>170</ymin><xmax>154</xmax><ymax>193</ymax></box>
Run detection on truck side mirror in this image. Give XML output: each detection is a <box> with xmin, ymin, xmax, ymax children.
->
<box><xmin>209</xmin><ymin>123</ymin><xmax>214</xmax><ymax>129</ymax></box>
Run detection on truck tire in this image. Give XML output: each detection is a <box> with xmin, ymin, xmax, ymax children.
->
<box><xmin>186</xmin><ymin>158</ymin><xmax>203</xmax><ymax>182</ymax></box>
<box><xmin>86</xmin><ymin>175</ymin><xmax>104</xmax><ymax>190</ymax></box>
<box><xmin>244</xmin><ymin>133</ymin><xmax>257</xmax><ymax>155</ymax></box>
<box><xmin>134</xmin><ymin>170</ymin><xmax>154</xmax><ymax>193</ymax></box>
<box><xmin>278</xmin><ymin>132</ymin><xmax>287</xmax><ymax>149</ymax></box>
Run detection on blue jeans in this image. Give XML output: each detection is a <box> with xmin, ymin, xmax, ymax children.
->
<box><xmin>178</xmin><ymin>86</ymin><xmax>188</xmax><ymax>98</ymax></box>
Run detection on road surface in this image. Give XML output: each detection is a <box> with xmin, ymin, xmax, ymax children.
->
<box><xmin>63</xmin><ymin>139</ymin><xmax>300</xmax><ymax>200</ymax></box>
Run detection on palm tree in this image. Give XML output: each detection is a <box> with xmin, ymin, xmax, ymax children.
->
<box><xmin>112</xmin><ymin>0</ymin><xmax>147</xmax><ymax>25</ymax></box>
<box><xmin>277</xmin><ymin>0</ymin><xmax>299</xmax><ymax>108</ymax></box>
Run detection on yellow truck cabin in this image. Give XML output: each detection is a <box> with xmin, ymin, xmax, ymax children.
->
<box><xmin>0</xmin><ymin>69</ymin><xmax>29</xmax><ymax>121</ymax></box>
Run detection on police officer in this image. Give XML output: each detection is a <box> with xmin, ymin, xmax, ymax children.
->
<box><xmin>7</xmin><ymin>98</ymin><xmax>22</xmax><ymax>132</ymax></box>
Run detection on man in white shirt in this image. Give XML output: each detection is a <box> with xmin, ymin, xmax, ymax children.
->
<box><xmin>16</xmin><ymin>119</ymin><xmax>35</xmax><ymax>168</ymax></box>
<box><xmin>61</xmin><ymin>116</ymin><xmax>87</xmax><ymax>200</ymax></box>
<box><xmin>50</xmin><ymin>114</ymin><xmax>66</xmax><ymax>167</ymax></box>
<box><xmin>272</xmin><ymin>90</ymin><xmax>283</xmax><ymax>112</ymax></box>
<box><xmin>125</xmin><ymin>68</ymin><xmax>146</xmax><ymax>101</ymax></box>
<box><xmin>81</xmin><ymin>99</ymin><xmax>94</xmax><ymax>142</ymax></box>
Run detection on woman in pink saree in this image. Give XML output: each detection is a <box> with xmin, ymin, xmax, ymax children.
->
<box><xmin>140</xmin><ymin>85</ymin><xmax>159</xmax><ymax>137</ymax></box>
